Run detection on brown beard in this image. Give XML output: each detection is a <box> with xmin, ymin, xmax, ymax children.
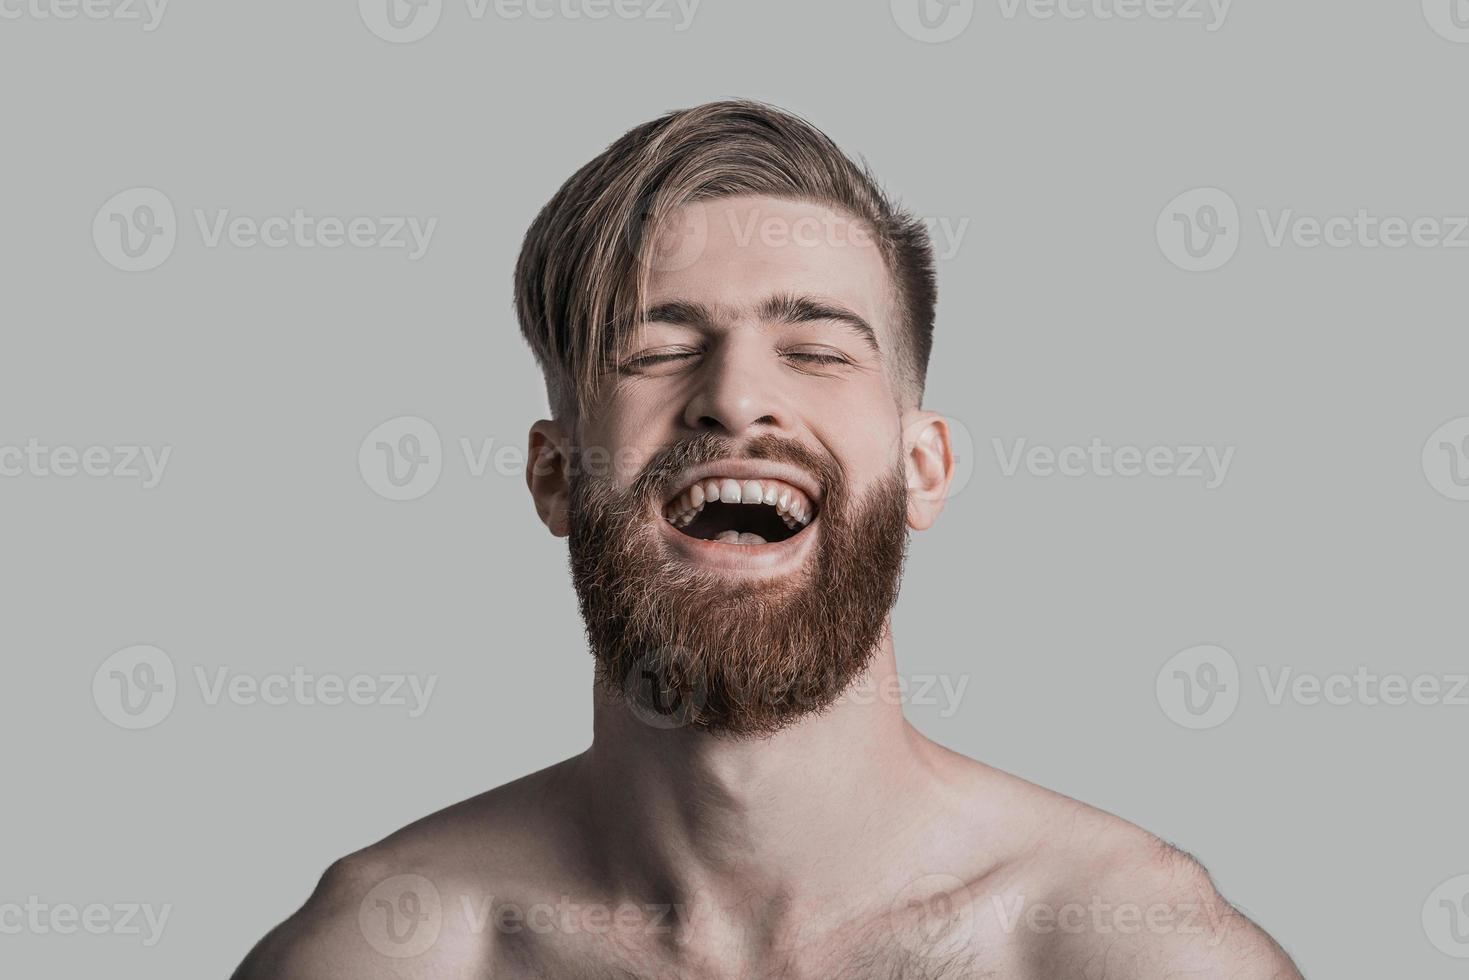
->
<box><xmin>567</xmin><ymin>432</ymin><xmax>909</xmax><ymax>738</ymax></box>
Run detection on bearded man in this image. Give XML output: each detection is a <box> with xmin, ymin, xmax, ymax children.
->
<box><xmin>232</xmin><ymin>99</ymin><xmax>1301</xmax><ymax>979</ymax></box>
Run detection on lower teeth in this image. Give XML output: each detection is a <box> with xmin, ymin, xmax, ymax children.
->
<box><xmin>714</xmin><ymin>530</ymin><xmax>768</xmax><ymax>545</ymax></box>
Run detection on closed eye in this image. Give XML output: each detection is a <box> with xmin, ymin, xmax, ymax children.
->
<box><xmin>619</xmin><ymin>350</ymin><xmax>700</xmax><ymax>372</ymax></box>
<box><xmin>783</xmin><ymin>351</ymin><xmax>851</xmax><ymax>367</ymax></box>
<box><xmin>619</xmin><ymin>348</ymin><xmax>853</xmax><ymax>373</ymax></box>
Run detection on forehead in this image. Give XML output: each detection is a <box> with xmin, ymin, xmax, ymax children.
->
<box><xmin>642</xmin><ymin>195</ymin><xmax>897</xmax><ymax>339</ymax></box>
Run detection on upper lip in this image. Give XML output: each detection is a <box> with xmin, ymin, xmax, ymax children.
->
<box><xmin>663</xmin><ymin>459</ymin><xmax>824</xmax><ymax>508</ymax></box>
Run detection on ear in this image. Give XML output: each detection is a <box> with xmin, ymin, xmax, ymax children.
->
<box><xmin>526</xmin><ymin>419</ymin><xmax>573</xmax><ymax>538</ymax></box>
<box><xmin>900</xmin><ymin>409</ymin><xmax>954</xmax><ymax>531</ymax></box>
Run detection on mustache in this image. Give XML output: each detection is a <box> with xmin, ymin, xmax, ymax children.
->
<box><xmin>622</xmin><ymin>432</ymin><xmax>847</xmax><ymax>509</ymax></box>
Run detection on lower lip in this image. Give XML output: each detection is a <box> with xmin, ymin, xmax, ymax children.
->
<box><xmin>655</xmin><ymin>512</ymin><xmax>819</xmax><ymax>574</ymax></box>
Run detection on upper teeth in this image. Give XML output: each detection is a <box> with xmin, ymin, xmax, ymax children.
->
<box><xmin>664</xmin><ymin>477</ymin><xmax>815</xmax><ymax>529</ymax></box>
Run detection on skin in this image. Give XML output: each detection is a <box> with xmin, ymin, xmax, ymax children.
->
<box><xmin>232</xmin><ymin>195</ymin><xmax>1303</xmax><ymax>979</ymax></box>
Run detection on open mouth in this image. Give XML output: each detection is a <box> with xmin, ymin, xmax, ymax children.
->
<box><xmin>663</xmin><ymin>476</ymin><xmax>818</xmax><ymax>546</ymax></box>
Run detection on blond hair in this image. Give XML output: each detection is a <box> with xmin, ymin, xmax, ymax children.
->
<box><xmin>513</xmin><ymin>99</ymin><xmax>937</xmax><ymax>419</ymax></box>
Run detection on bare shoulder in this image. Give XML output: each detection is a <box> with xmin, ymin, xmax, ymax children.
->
<box><xmin>230</xmin><ymin>846</ymin><xmax>482</xmax><ymax>980</ymax></box>
<box><xmin>231</xmin><ymin>759</ymin><xmax>585</xmax><ymax>980</ymax></box>
<box><xmin>1032</xmin><ymin>828</ymin><xmax>1300</xmax><ymax>978</ymax></box>
<box><xmin>971</xmin><ymin>768</ymin><xmax>1302</xmax><ymax>980</ymax></box>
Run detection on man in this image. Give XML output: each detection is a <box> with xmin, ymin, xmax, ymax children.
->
<box><xmin>233</xmin><ymin>100</ymin><xmax>1301</xmax><ymax>978</ymax></box>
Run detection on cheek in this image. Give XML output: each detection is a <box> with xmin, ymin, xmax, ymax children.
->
<box><xmin>579</xmin><ymin>417</ymin><xmax>668</xmax><ymax>489</ymax></box>
<box><xmin>812</xmin><ymin>408</ymin><xmax>904</xmax><ymax>489</ymax></box>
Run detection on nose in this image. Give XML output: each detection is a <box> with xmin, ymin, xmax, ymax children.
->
<box><xmin>680</xmin><ymin>339</ymin><xmax>790</xmax><ymax>437</ymax></box>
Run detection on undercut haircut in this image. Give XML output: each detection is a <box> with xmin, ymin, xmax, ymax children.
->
<box><xmin>513</xmin><ymin>98</ymin><xmax>938</xmax><ymax>421</ymax></box>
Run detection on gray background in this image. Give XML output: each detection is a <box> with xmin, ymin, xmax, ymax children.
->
<box><xmin>2</xmin><ymin>0</ymin><xmax>1466</xmax><ymax>976</ymax></box>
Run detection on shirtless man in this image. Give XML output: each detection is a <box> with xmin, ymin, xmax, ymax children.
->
<box><xmin>232</xmin><ymin>100</ymin><xmax>1302</xmax><ymax>979</ymax></box>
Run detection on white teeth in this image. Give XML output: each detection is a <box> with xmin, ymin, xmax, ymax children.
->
<box><xmin>663</xmin><ymin>476</ymin><xmax>816</xmax><ymax>527</ymax></box>
<box><xmin>713</xmin><ymin>530</ymin><xmax>768</xmax><ymax>546</ymax></box>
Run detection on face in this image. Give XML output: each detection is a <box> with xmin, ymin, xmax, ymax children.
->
<box><xmin>528</xmin><ymin>195</ymin><xmax>954</xmax><ymax>736</ymax></box>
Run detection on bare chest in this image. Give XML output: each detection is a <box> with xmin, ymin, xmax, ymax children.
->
<box><xmin>478</xmin><ymin>909</ymin><xmax>1025</xmax><ymax>980</ymax></box>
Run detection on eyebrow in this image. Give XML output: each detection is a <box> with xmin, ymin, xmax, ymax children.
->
<box><xmin>639</xmin><ymin>293</ymin><xmax>881</xmax><ymax>355</ymax></box>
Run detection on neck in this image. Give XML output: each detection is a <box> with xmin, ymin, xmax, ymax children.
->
<box><xmin>569</xmin><ymin>626</ymin><xmax>956</xmax><ymax>948</ymax></box>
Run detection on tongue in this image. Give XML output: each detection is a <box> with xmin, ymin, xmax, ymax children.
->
<box><xmin>715</xmin><ymin>530</ymin><xmax>768</xmax><ymax>546</ymax></box>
